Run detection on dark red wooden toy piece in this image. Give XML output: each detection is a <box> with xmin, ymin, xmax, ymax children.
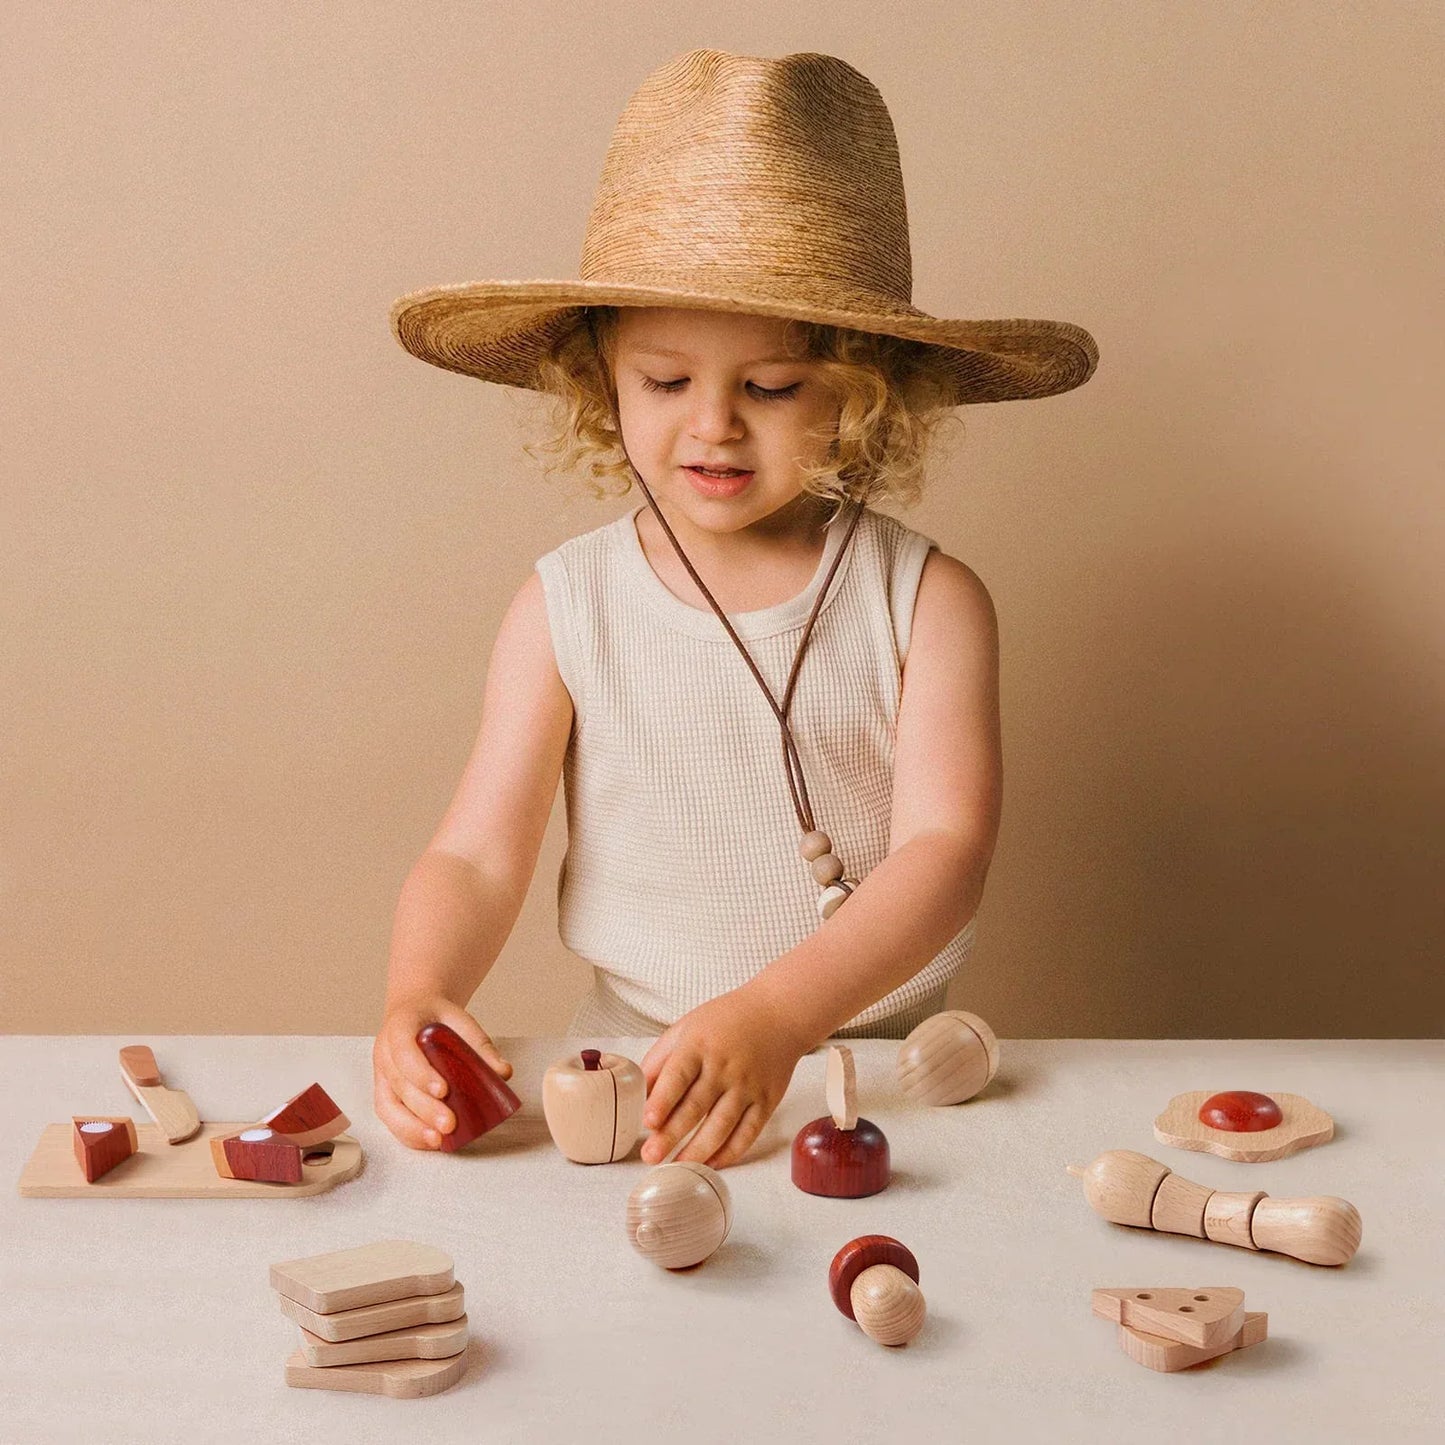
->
<box><xmin>1198</xmin><ymin>1090</ymin><xmax>1283</xmax><ymax>1132</ymax></box>
<box><xmin>791</xmin><ymin>1115</ymin><xmax>890</xmax><ymax>1198</ymax></box>
<box><xmin>416</xmin><ymin>1022</ymin><xmax>523</xmax><ymax>1151</ymax></box>
<box><xmin>828</xmin><ymin>1235</ymin><xmax>920</xmax><ymax>1320</ymax></box>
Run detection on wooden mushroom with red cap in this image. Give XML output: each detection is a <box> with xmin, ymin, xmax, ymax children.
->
<box><xmin>415</xmin><ymin>1022</ymin><xmax>522</xmax><ymax>1152</ymax></box>
<box><xmin>792</xmin><ymin>1045</ymin><xmax>890</xmax><ymax>1198</ymax></box>
<box><xmin>542</xmin><ymin>1048</ymin><xmax>646</xmax><ymax>1163</ymax></box>
<box><xmin>829</xmin><ymin>1235</ymin><xmax>926</xmax><ymax>1346</ymax></box>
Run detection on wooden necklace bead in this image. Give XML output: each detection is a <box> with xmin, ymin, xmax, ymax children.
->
<box><xmin>810</xmin><ymin>852</ymin><xmax>844</xmax><ymax>886</ymax></box>
<box><xmin>799</xmin><ymin>830</ymin><xmax>833</xmax><ymax>862</ymax></box>
<box><xmin>817</xmin><ymin>880</ymin><xmax>855</xmax><ymax>920</ymax></box>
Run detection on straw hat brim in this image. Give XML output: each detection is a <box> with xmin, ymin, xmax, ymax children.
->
<box><xmin>390</xmin><ymin>279</ymin><xmax>1098</xmax><ymax>406</ymax></box>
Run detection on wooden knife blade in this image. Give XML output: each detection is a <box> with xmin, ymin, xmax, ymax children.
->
<box><xmin>119</xmin><ymin>1044</ymin><xmax>202</xmax><ymax>1143</ymax></box>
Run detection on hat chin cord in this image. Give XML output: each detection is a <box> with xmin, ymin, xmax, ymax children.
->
<box><xmin>620</xmin><ymin>444</ymin><xmax>868</xmax><ymax>922</ymax></box>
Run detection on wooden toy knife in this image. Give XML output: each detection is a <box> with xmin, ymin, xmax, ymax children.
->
<box><xmin>119</xmin><ymin>1044</ymin><xmax>202</xmax><ymax>1143</ymax></box>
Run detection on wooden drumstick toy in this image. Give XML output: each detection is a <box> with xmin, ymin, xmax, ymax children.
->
<box><xmin>1066</xmin><ymin>1149</ymin><xmax>1362</xmax><ymax>1266</ymax></box>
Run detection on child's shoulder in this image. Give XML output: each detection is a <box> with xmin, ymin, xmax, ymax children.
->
<box><xmin>536</xmin><ymin>508</ymin><xmax>633</xmax><ymax>566</ymax></box>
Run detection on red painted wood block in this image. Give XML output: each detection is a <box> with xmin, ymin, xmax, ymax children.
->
<box><xmin>260</xmin><ymin>1083</ymin><xmax>350</xmax><ymax>1148</ymax></box>
<box><xmin>210</xmin><ymin>1126</ymin><xmax>304</xmax><ymax>1183</ymax></box>
<box><xmin>72</xmin><ymin>1117</ymin><xmax>138</xmax><ymax>1182</ymax></box>
<box><xmin>416</xmin><ymin>1022</ymin><xmax>522</xmax><ymax>1151</ymax></box>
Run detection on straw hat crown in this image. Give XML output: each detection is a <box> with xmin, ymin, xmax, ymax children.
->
<box><xmin>390</xmin><ymin>48</ymin><xmax>1098</xmax><ymax>405</ymax></box>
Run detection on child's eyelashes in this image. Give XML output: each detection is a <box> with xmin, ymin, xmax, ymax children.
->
<box><xmin>639</xmin><ymin>375</ymin><xmax>801</xmax><ymax>402</ymax></box>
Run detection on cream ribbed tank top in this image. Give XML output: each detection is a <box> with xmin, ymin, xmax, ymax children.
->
<box><xmin>534</xmin><ymin>501</ymin><xmax>978</xmax><ymax>1041</ymax></box>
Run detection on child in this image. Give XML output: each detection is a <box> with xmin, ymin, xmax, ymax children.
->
<box><xmin>374</xmin><ymin>48</ymin><xmax>1097</xmax><ymax>1170</ymax></box>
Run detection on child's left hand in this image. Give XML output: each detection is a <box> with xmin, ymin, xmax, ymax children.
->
<box><xmin>639</xmin><ymin>986</ymin><xmax>809</xmax><ymax>1169</ymax></box>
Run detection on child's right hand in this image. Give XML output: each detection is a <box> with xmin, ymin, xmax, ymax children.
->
<box><xmin>372</xmin><ymin>998</ymin><xmax>514</xmax><ymax>1150</ymax></box>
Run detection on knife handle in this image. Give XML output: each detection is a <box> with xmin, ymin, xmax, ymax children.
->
<box><xmin>120</xmin><ymin>1044</ymin><xmax>162</xmax><ymax>1087</ymax></box>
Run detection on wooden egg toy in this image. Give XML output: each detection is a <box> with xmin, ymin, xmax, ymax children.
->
<box><xmin>1153</xmin><ymin>1089</ymin><xmax>1335</xmax><ymax>1162</ymax></box>
<box><xmin>1066</xmin><ymin>1148</ymin><xmax>1362</xmax><ymax>1266</ymax></box>
<box><xmin>828</xmin><ymin>1235</ymin><xmax>925</xmax><ymax>1346</ymax></box>
<box><xmin>415</xmin><ymin>1022</ymin><xmax>522</xmax><ymax>1152</ymax></box>
<box><xmin>792</xmin><ymin>1045</ymin><xmax>889</xmax><ymax>1198</ymax></box>
<box><xmin>896</xmin><ymin>1009</ymin><xmax>1000</xmax><ymax>1106</ymax></box>
<box><xmin>626</xmin><ymin>1161</ymin><xmax>733</xmax><ymax>1269</ymax></box>
<box><xmin>542</xmin><ymin>1048</ymin><xmax>646</xmax><ymax>1163</ymax></box>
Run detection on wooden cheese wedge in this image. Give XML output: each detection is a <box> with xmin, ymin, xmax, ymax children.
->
<box><xmin>1119</xmin><ymin>1311</ymin><xmax>1268</xmax><ymax>1372</ymax></box>
<box><xmin>1091</xmin><ymin>1287</ymin><xmax>1246</xmax><ymax>1349</ymax></box>
<box><xmin>119</xmin><ymin>1045</ymin><xmax>201</xmax><ymax>1143</ymax></box>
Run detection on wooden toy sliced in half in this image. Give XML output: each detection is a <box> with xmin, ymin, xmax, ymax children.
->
<box><xmin>1066</xmin><ymin>1149</ymin><xmax>1362</xmax><ymax>1266</ymax></box>
<box><xmin>542</xmin><ymin>1047</ymin><xmax>646</xmax><ymax>1163</ymax></box>
<box><xmin>792</xmin><ymin>1045</ymin><xmax>890</xmax><ymax>1198</ymax></box>
<box><xmin>119</xmin><ymin>1045</ymin><xmax>201</xmax><ymax>1143</ymax></box>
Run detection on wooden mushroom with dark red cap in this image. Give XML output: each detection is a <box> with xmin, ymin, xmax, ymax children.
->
<box><xmin>829</xmin><ymin>1235</ymin><xmax>926</xmax><ymax>1346</ymax></box>
<box><xmin>792</xmin><ymin>1045</ymin><xmax>890</xmax><ymax>1198</ymax></box>
<box><xmin>415</xmin><ymin>1022</ymin><xmax>522</xmax><ymax>1151</ymax></box>
<box><xmin>542</xmin><ymin>1047</ymin><xmax>646</xmax><ymax>1163</ymax></box>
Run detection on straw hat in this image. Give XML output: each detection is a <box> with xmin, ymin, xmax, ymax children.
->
<box><xmin>390</xmin><ymin>48</ymin><xmax>1098</xmax><ymax>405</ymax></box>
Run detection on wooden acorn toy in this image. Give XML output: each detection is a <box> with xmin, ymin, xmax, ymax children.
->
<box><xmin>415</xmin><ymin>1022</ymin><xmax>522</xmax><ymax>1152</ymax></box>
<box><xmin>625</xmin><ymin>1161</ymin><xmax>733</xmax><ymax>1269</ymax></box>
<box><xmin>1066</xmin><ymin>1148</ymin><xmax>1362</xmax><ymax>1266</ymax></box>
<box><xmin>828</xmin><ymin>1236</ymin><xmax>926</xmax><ymax>1347</ymax></box>
<box><xmin>896</xmin><ymin>1009</ymin><xmax>999</xmax><ymax>1106</ymax></box>
<box><xmin>793</xmin><ymin>1045</ymin><xmax>890</xmax><ymax>1198</ymax></box>
<box><xmin>542</xmin><ymin>1048</ymin><xmax>646</xmax><ymax>1164</ymax></box>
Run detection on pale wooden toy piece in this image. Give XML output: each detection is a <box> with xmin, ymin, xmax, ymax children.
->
<box><xmin>828</xmin><ymin>1236</ymin><xmax>926</xmax><ymax>1347</ymax></box>
<box><xmin>71</xmin><ymin>1117</ymin><xmax>138</xmax><ymax>1182</ymax></box>
<box><xmin>119</xmin><ymin>1045</ymin><xmax>201</xmax><ymax>1143</ymax></box>
<box><xmin>19</xmin><ymin>1121</ymin><xmax>362</xmax><ymax>1198</ymax></box>
<box><xmin>283</xmin><ymin>1348</ymin><xmax>467</xmax><ymax>1397</ymax></box>
<box><xmin>270</xmin><ymin>1240</ymin><xmax>455</xmax><ymax>1313</ymax></box>
<box><xmin>542</xmin><ymin>1048</ymin><xmax>646</xmax><ymax>1163</ymax></box>
<box><xmin>1091</xmin><ymin>1287</ymin><xmax>1246</xmax><ymax>1350</ymax></box>
<box><xmin>1153</xmin><ymin>1090</ymin><xmax>1335</xmax><ymax>1162</ymax></box>
<box><xmin>1119</xmin><ymin>1311</ymin><xmax>1268</xmax><ymax>1373</ymax></box>
<box><xmin>826</xmin><ymin>1043</ymin><xmax>858</xmax><ymax>1129</ymax></box>
<box><xmin>1066</xmin><ymin>1149</ymin><xmax>1363</xmax><ymax>1266</ymax></box>
<box><xmin>626</xmin><ymin>1161</ymin><xmax>733</xmax><ymax>1269</ymax></box>
<box><xmin>278</xmin><ymin>1282</ymin><xmax>466</xmax><ymax>1343</ymax></box>
<box><xmin>209</xmin><ymin>1126</ymin><xmax>302</xmax><ymax>1184</ymax></box>
<box><xmin>896</xmin><ymin>1010</ymin><xmax>1000</xmax><ymax>1106</ymax></box>
<box><xmin>297</xmin><ymin>1314</ymin><xmax>469</xmax><ymax>1367</ymax></box>
<box><xmin>258</xmin><ymin>1082</ymin><xmax>350</xmax><ymax>1148</ymax></box>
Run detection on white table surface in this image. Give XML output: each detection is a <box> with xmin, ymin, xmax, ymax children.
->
<box><xmin>3</xmin><ymin>1036</ymin><xmax>1442</xmax><ymax>1443</ymax></box>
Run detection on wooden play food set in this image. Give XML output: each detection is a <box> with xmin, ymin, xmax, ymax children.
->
<box><xmin>792</xmin><ymin>1045</ymin><xmax>890</xmax><ymax>1197</ymax></box>
<box><xmin>542</xmin><ymin>1047</ymin><xmax>646</xmax><ymax>1163</ymax></box>
<box><xmin>19</xmin><ymin>1048</ymin><xmax>361</xmax><ymax>1198</ymax></box>
<box><xmin>272</xmin><ymin>1240</ymin><xmax>471</xmax><ymax>1396</ymax></box>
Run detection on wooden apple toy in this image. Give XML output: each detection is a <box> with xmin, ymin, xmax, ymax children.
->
<box><xmin>829</xmin><ymin>1235</ymin><xmax>926</xmax><ymax>1346</ymax></box>
<box><xmin>542</xmin><ymin>1048</ymin><xmax>646</xmax><ymax>1163</ymax></box>
<box><xmin>415</xmin><ymin>1022</ymin><xmax>522</xmax><ymax>1152</ymax></box>
<box><xmin>792</xmin><ymin>1045</ymin><xmax>890</xmax><ymax>1198</ymax></box>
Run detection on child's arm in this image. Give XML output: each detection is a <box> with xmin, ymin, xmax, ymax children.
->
<box><xmin>373</xmin><ymin>570</ymin><xmax>574</xmax><ymax>1150</ymax></box>
<box><xmin>640</xmin><ymin>549</ymin><xmax>1002</xmax><ymax>1168</ymax></box>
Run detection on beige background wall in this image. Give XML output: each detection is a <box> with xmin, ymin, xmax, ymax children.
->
<box><xmin>3</xmin><ymin>3</ymin><xmax>1441</xmax><ymax>1038</ymax></box>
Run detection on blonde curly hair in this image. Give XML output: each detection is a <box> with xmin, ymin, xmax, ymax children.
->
<box><xmin>519</xmin><ymin>306</ymin><xmax>965</xmax><ymax>520</ymax></box>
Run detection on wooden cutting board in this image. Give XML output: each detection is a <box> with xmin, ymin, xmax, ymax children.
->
<box><xmin>17</xmin><ymin>1121</ymin><xmax>363</xmax><ymax>1198</ymax></box>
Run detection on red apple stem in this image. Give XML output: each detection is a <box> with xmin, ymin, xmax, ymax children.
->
<box><xmin>581</xmin><ymin>1049</ymin><xmax>602</xmax><ymax>1071</ymax></box>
